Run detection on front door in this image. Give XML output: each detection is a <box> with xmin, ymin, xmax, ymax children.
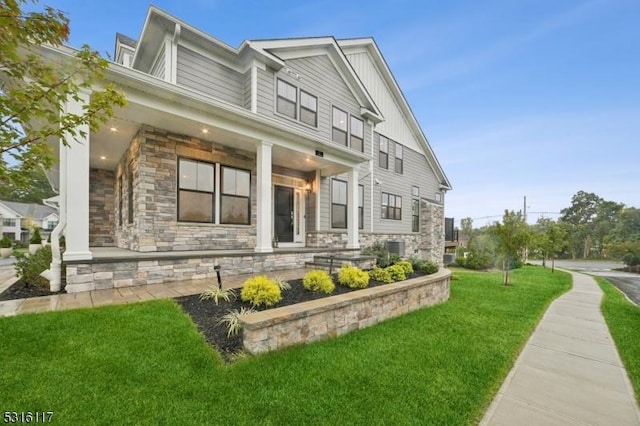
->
<box><xmin>274</xmin><ymin>185</ymin><xmax>294</xmax><ymax>243</ymax></box>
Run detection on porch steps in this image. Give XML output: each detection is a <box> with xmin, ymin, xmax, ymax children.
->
<box><xmin>304</xmin><ymin>254</ymin><xmax>377</xmax><ymax>274</ymax></box>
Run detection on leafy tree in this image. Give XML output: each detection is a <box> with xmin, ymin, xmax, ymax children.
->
<box><xmin>0</xmin><ymin>166</ymin><xmax>55</xmax><ymax>202</ymax></box>
<box><xmin>593</xmin><ymin>200</ymin><xmax>623</xmax><ymax>256</ymax></box>
<box><xmin>545</xmin><ymin>221</ymin><xmax>567</xmax><ymax>273</ymax></box>
<box><xmin>560</xmin><ymin>191</ymin><xmax>603</xmax><ymax>258</ymax></box>
<box><xmin>492</xmin><ymin>210</ymin><xmax>529</xmax><ymax>285</ymax></box>
<box><xmin>610</xmin><ymin>207</ymin><xmax>640</xmax><ymax>243</ymax></box>
<box><xmin>460</xmin><ymin>217</ymin><xmax>474</xmax><ymax>246</ymax></box>
<box><xmin>1</xmin><ymin>0</ymin><xmax>126</xmax><ymax>191</ymax></box>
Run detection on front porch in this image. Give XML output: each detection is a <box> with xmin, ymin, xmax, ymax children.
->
<box><xmin>64</xmin><ymin>245</ymin><xmax>361</xmax><ymax>293</ymax></box>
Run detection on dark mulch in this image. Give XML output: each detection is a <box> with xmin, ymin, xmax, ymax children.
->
<box><xmin>175</xmin><ymin>272</ymin><xmax>426</xmax><ymax>362</ymax></box>
<box><xmin>0</xmin><ymin>280</ymin><xmax>65</xmax><ymax>301</ymax></box>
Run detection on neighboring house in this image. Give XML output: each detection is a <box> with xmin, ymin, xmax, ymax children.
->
<box><xmin>0</xmin><ymin>200</ymin><xmax>59</xmax><ymax>243</ymax></box>
<box><xmin>39</xmin><ymin>6</ymin><xmax>451</xmax><ymax>292</ymax></box>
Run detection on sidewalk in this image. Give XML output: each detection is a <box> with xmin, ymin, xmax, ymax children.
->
<box><xmin>481</xmin><ymin>270</ymin><xmax>640</xmax><ymax>425</ymax></box>
<box><xmin>0</xmin><ymin>268</ymin><xmax>309</xmax><ymax>317</ymax></box>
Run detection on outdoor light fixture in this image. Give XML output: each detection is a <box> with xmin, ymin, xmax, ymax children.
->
<box><xmin>109</xmin><ymin>127</ymin><xmax>117</xmax><ymax>132</ymax></box>
<box><xmin>202</xmin><ymin>128</ymin><xmax>209</xmax><ymax>134</ymax></box>
<box><xmin>305</xmin><ymin>181</ymin><xmax>312</xmax><ymax>193</ymax></box>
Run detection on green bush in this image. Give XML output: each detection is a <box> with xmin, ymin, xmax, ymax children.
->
<box><xmin>240</xmin><ymin>275</ymin><xmax>282</xmax><ymax>307</ymax></box>
<box><xmin>368</xmin><ymin>266</ymin><xmax>393</xmax><ymax>283</ymax></box>
<box><xmin>15</xmin><ymin>245</ymin><xmax>51</xmax><ymax>289</ymax></box>
<box><xmin>396</xmin><ymin>260</ymin><xmax>414</xmax><ymax>275</ymax></box>
<box><xmin>361</xmin><ymin>242</ymin><xmax>393</xmax><ymax>267</ymax></box>
<box><xmin>29</xmin><ymin>228</ymin><xmax>42</xmax><ymax>245</ymax></box>
<box><xmin>385</xmin><ymin>264</ymin><xmax>406</xmax><ymax>282</ymax></box>
<box><xmin>0</xmin><ymin>236</ymin><xmax>12</xmax><ymax>248</ymax></box>
<box><xmin>337</xmin><ymin>264</ymin><xmax>370</xmax><ymax>289</ymax></box>
<box><xmin>302</xmin><ymin>270</ymin><xmax>335</xmax><ymax>294</ymax></box>
<box><xmin>415</xmin><ymin>260</ymin><xmax>438</xmax><ymax>275</ymax></box>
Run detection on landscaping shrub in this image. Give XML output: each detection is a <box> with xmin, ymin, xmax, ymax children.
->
<box><xmin>240</xmin><ymin>275</ymin><xmax>282</xmax><ymax>307</ymax></box>
<box><xmin>30</xmin><ymin>228</ymin><xmax>42</xmax><ymax>245</ymax></box>
<box><xmin>368</xmin><ymin>266</ymin><xmax>393</xmax><ymax>283</ymax></box>
<box><xmin>15</xmin><ymin>245</ymin><xmax>51</xmax><ymax>289</ymax></box>
<box><xmin>361</xmin><ymin>242</ymin><xmax>393</xmax><ymax>267</ymax></box>
<box><xmin>302</xmin><ymin>270</ymin><xmax>335</xmax><ymax>294</ymax></box>
<box><xmin>0</xmin><ymin>235</ymin><xmax>12</xmax><ymax>248</ymax></box>
<box><xmin>337</xmin><ymin>264</ymin><xmax>370</xmax><ymax>289</ymax></box>
<box><xmin>415</xmin><ymin>260</ymin><xmax>438</xmax><ymax>275</ymax></box>
<box><xmin>396</xmin><ymin>260</ymin><xmax>413</xmax><ymax>275</ymax></box>
<box><xmin>385</xmin><ymin>264</ymin><xmax>406</xmax><ymax>282</ymax></box>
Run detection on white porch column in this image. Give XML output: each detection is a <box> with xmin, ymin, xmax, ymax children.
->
<box><xmin>62</xmin><ymin>91</ymin><xmax>92</xmax><ymax>261</ymax></box>
<box><xmin>346</xmin><ymin>168</ymin><xmax>359</xmax><ymax>249</ymax></box>
<box><xmin>255</xmin><ymin>141</ymin><xmax>273</xmax><ymax>253</ymax></box>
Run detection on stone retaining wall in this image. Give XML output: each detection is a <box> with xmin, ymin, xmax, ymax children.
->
<box><xmin>240</xmin><ymin>269</ymin><xmax>451</xmax><ymax>354</ymax></box>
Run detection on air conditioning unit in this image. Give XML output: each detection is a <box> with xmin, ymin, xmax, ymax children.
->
<box><xmin>387</xmin><ymin>240</ymin><xmax>405</xmax><ymax>257</ymax></box>
<box><xmin>443</xmin><ymin>253</ymin><xmax>455</xmax><ymax>265</ymax></box>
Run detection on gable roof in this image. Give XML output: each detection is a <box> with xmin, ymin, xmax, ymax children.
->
<box><xmin>131</xmin><ymin>6</ymin><xmax>383</xmax><ymax>123</ymax></box>
<box><xmin>338</xmin><ymin>38</ymin><xmax>452</xmax><ymax>191</ymax></box>
<box><xmin>0</xmin><ymin>200</ymin><xmax>57</xmax><ymax>220</ymax></box>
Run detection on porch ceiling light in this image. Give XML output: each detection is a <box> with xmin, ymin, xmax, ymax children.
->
<box><xmin>100</xmin><ymin>155</ymin><xmax>106</xmax><ymax>160</ymax></box>
<box><xmin>202</xmin><ymin>128</ymin><xmax>209</xmax><ymax>134</ymax></box>
<box><xmin>109</xmin><ymin>127</ymin><xmax>117</xmax><ymax>132</ymax></box>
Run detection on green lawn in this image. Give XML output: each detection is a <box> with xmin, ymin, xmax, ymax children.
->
<box><xmin>0</xmin><ymin>266</ymin><xmax>570</xmax><ymax>425</ymax></box>
<box><xmin>596</xmin><ymin>277</ymin><xmax>640</xmax><ymax>403</ymax></box>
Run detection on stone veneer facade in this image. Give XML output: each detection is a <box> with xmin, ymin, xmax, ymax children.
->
<box><xmin>112</xmin><ymin>128</ymin><xmax>258</xmax><ymax>252</ymax></box>
<box><xmin>64</xmin><ymin>249</ymin><xmax>357</xmax><ymax>293</ymax></box>
<box><xmin>306</xmin><ymin>200</ymin><xmax>445</xmax><ymax>265</ymax></box>
<box><xmin>89</xmin><ymin>169</ymin><xmax>116</xmax><ymax>246</ymax></box>
<box><xmin>241</xmin><ymin>268</ymin><xmax>451</xmax><ymax>354</ymax></box>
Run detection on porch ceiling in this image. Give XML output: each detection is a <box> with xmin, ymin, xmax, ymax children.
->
<box><xmin>90</xmin><ymin>100</ymin><xmax>350</xmax><ymax>175</ymax></box>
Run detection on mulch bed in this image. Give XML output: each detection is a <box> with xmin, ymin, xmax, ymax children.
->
<box><xmin>175</xmin><ymin>272</ymin><xmax>427</xmax><ymax>362</ymax></box>
<box><xmin>0</xmin><ymin>280</ymin><xmax>65</xmax><ymax>301</ymax></box>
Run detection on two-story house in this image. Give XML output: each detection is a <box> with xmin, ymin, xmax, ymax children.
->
<box><xmin>41</xmin><ymin>6</ymin><xmax>451</xmax><ymax>292</ymax></box>
<box><xmin>0</xmin><ymin>200</ymin><xmax>59</xmax><ymax>243</ymax></box>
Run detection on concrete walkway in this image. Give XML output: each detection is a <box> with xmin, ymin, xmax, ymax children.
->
<box><xmin>0</xmin><ymin>268</ymin><xmax>309</xmax><ymax>317</ymax></box>
<box><xmin>481</xmin><ymin>271</ymin><xmax>640</xmax><ymax>425</ymax></box>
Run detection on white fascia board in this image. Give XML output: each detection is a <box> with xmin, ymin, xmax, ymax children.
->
<box><xmin>0</xmin><ymin>203</ymin><xmax>23</xmax><ymax>219</ymax></box>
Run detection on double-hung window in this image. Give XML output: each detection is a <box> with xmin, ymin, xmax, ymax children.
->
<box><xmin>382</xmin><ymin>192</ymin><xmax>402</xmax><ymax>220</ymax></box>
<box><xmin>221</xmin><ymin>166</ymin><xmax>251</xmax><ymax>225</ymax></box>
<box><xmin>300</xmin><ymin>90</ymin><xmax>317</xmax><ymax>127</ymax></box>
<box><xmin>350</xmin><ymin>116</ymin><xmax>364</xmax><ymax>152</ymax></box>
<box><xmin>331</xmin><ymin>179</ymin><xmax>347</xmax><ymax>228</ymax></box>
<box><xmin>379</xmin><ymin>135</ymin><xmax>389</xmax><ymax>169</ymax></box>
<box><xmin>395</xmin><ymin>144</ymin><xmax>404</xmax><ymax>174</ymax></box>
<box><xmin>332</xmin><ymin>107</ymin><xmax>348</xmax><ymax>146</ymax></box>
<box><xmin>178</xmin><ymin>159</ymin><xmax>215</xmax><ymax>223</ymax></box>
<box><xmin>2</xmin><ymin>218</ymin><xmax>16</xmax><ymax>227</ymax></box>
<box><xmin>276</xmin><ymin>79</ymin><xmax>297</xmax><ymax>119</ymax></box>
<box><xmin>412</xmin><ymin>186</ymin><xmax>420</xmax><ymax>232</ymax></box>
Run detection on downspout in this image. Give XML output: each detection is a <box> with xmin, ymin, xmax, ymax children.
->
<box><xmin>40</xmin><ymin>139</ymin><xmax>67</xmax><ymax>292</ymax></box>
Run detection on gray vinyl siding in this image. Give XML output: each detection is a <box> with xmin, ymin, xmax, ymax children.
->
<box><xmin>256</xmin><ymin>55</ymin><xmax>371</xmax><ymax>154</ymax></box>
<box><xmin>176</xmin><ymin>45</ymin><xmax>243</xmax><ymax>106</ymax></box>
<box><xmin>371</xmin><ymin>132</ymin><xmax>440</xmax><ymax>234</ymax></box>
<box><xmin>150</xmin><ymin>45</ymin><xmax>165</xmax><ymax>80</ymax></box>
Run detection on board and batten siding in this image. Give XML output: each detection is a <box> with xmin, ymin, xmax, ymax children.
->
<box><xmin>176</xmin><ymin>45</ymin><xmax>243</xmax><ymax>106</ymax></box>
<box><xmin>256</xmin><ymin>54</ymin><xmax>371</xmax><ymax>151</ymax></box>
<box><xmin>371</xmin><ymin>132</ymin><xmax>441</xmax><ymax>234</ymax></box>
<box><xmin>150</xmin><ymin>44</ymin><xmax>166</xmax><ymax>80</ymax></box>
<box><xmin>345</xmin><ymin>51</ymin><xmax>423</xmax><ymax>154</ymax></box>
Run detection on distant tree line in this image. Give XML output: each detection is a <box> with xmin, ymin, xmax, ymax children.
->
<box><xmin>456</xmin><ymin>190</ymin><xmax>640</xmax><ymax>282</ymax></box>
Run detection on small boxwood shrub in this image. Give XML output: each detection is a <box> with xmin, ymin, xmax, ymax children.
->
<box><xmin>368</xmin><ymin>266</ymin><xmax>393</xmax><ymax>283</ymax></box>
<box><xmin>15</xmin><ymin>245</ymin><xmax>52</xmax><ymax>289</ymax></box>
<box><xmin>385</xmin><ymin>264</ymin><xmax>406</xmax><ymax>282</ymax></box>
<box><xmin>415</xmin><ymin>260</ymin><xmax>438</xmax><ymax>275</ymax></box>
<box><xmin>240</xmin><ymin>275</ymin><xmax>282</xmax><ymax>307</ymax></box>
<box><xmin>303</xmin><ymin>270</ymin><xmax>335</xmax><ymax>294</ymax></box>
<box><xmin>337</xmin><ymin>264</ymin><xmax>370</xmax><ymax>289</ymax></box>
<box><xmin>396</xmin><ymin>260</ymin><xmax>413</xmax><ymax>275</ymax></box>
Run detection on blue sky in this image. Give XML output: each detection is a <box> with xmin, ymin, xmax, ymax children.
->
<box><xmin>40</xmin><ymin>0</ymin><xmax>639</xmax><ymax>227</ymax></box>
